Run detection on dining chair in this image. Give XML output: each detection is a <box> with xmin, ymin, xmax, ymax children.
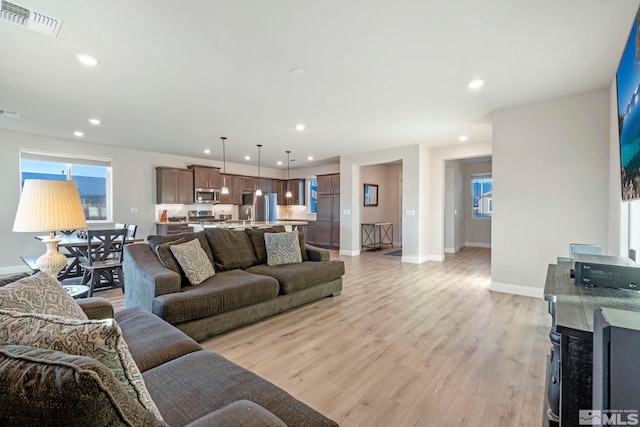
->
<box><xmin>126</xmin><ymin>224</ymin><xmax>137</xmax><ymax>239</ymax></box>
<box><xmin>80</xmin><ymin>229</ymin><xmax>127</xmax><ymax>297</ymax></box>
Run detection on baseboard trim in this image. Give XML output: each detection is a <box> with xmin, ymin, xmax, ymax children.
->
<box><xmin>0</xmin><ymin>265</ymin><xmax>32</xmax><ymax>276</ymax></box>
<box><xmin>444</xmin><ymin>247</ymin><xmax>460</xmax><ymax>254</ymax></box>
<box><xmin>465</xmin><ymin>242</ymin><xmax>491</xmax><ymax>248</ymax></box>
<box><xmin>402</xmin><ymin>254</ymin><xmax>442</xmax><ymax>264</ymax></box>
<box><xmin>339</xmin><ymin>249</ymin><xmax>360</xmax><ymax>257</ymax></box>
<box><xmin>490</xmin><ymin>281</ymin><xmax>543</xmax><ymax>299</ymax></box>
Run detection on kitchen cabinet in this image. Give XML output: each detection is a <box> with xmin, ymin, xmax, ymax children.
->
<box><xmin>188</xmin><ymin>165</ymin><xmax>220</xmax><ymax>189</ymax></box>
<box><xmin>274</xmin><ymin>180</ymin><xmax>286</xmax><ymax>205</ymax></box>
<box><xmin>156</xmin><ymin>223</ymin><xmax>193</xmax><ymax>236</ymax></box>
<box><xmin>156</xmin><ymin>167</ymin><xmax>194</xmax><ymax>204</ymax></box>
<box><xmin>299</xmin><ymin>222</ymin><xmax>316</xmax><ymax>246</ymax></box>
<box><xmin>256</xmin><ymin>178</ymin><xmax>272</xmax><ymax>194</ymax></box>
<box><xmin>243</xmin><ymin>177</ymin><xmax>256</xmax><ymax>192</ymax></box>
<box><xmin>318</xmin><ymin>173</ymin><xmax>340</xmax><ymax>195</ymax></box>
<box><xmin>219</xmin><ymin>174</ymin><xmax>244</xmax><ymax>205</ymax></box>
<box><xmin>286</xmin><ymin>179</ymin><xmax>305</xmax><ymax>206</ymax></box>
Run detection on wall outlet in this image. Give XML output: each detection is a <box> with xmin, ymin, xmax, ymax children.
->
<box><xmin>131</xmin><ymin>207</ymin><xmax>138</xmax><ymax>214</ymax></box>
<box><xmin>343</xmin><ymin>209</ymin><xmax>351</xmax><ymax>215</ymax></box>
<box><xmin>406</xmin><ymin>209</ymin><xmax>416</xmax><ymax>216</ymax></box>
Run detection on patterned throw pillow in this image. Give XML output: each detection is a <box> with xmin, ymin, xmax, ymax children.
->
<box><xmin>0</xmin><ymin>271</ymin><xmax>87</xmax><ymax>320</ymax></box>
<box><xmin>264</xmin><ymin>231</ymin><xmax>303</xmax><ymax>266</ymax></box>
<box><xmin>0</xmin><ymin>309</ymin><xmax>164</xmax><ymax>421</ymax></box>
<box><xmin>169</xmin><ymin>238</ymin><xmax>216</xmax><ymax>285</ymax></box>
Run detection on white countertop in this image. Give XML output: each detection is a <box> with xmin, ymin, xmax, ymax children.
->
<box><xmin>189</xmin><ymin>220</ymin><xmax>307</xmax><ymax>230</ymax></box>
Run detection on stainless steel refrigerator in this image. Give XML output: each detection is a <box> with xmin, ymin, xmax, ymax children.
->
<box><xmin>255</xmin><ymin>193</ymin><xmax>278</xmax><ymax>222</ymax></box>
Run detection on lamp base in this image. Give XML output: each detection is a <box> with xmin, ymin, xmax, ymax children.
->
<box><xmin>36</xmin><ymin>238</ymin><xmax>67</xmax><ymax>278</ymax></box>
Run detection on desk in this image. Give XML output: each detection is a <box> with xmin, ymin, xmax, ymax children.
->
<box><xmin>361</xmin><ymin>222</ymin><xmax>393</xmax><ymax>251</ymax></box>
<box><xmin>543</xmin><ymin>261</ymin><xmax>640</xmax><ymax>426</ymax></box>
<box><xmin>24</xmin><ymin>234</ymin><xmax>142</xmax><ymax>281</ymax></box>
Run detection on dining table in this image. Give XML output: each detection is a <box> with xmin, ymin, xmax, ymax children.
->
<box><xmin>21</xmin><ymin>232</ymin><xmax>143</xmax><ymax>281</ymax></box>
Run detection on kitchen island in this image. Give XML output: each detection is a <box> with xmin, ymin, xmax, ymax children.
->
<box><xmin>189</xmin><ymin>220</ymin><xmax>307</xmax><ymax>232</ymax></box>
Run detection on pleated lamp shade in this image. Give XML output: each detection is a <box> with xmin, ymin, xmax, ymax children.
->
<box><xmin>13</xmin><ymin>179</ymin><xmax>87</xmax><ymax>277</ymax></box>
<box><xmin>13</xmin><ymin>180</ymin><xmax>87</xmax><ymax>233</ymax></box>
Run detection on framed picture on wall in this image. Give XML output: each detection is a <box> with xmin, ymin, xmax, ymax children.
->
<box><xmin>364</xmin><ymin>183</ymin><xmax>378</xmax><ymax>206</ymax></box>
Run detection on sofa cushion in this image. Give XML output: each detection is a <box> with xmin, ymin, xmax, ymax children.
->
<box><xmin>115</xmin><ymin>307</ymin><xmax>203</xmax><ymax>373</ymax></box>
<box><xmin>148</xmin><ymin>231</ymin><xmax>214</xmax><ymax>267</ymax></box>
<box><xmin>0</xmin><ymin>342</ymin><xmax>165</xmax><ymax>427</ymax></box>
<box><xmin>154</xmin><ymin>237</ymin><xmax>188</xmax><ymax>277</ymax></box>
<box><xmin>152</xmin><ymin>270</ymin><xmax>279</xmax><ymax>325</ymax></box>
<box><xmin>0</xmin><ymin>309</ymin><xmax>163</xmax><ymax>421</ymax></box>
<box><xmin>246</xmin><ymin>227</ymin><xmax>308</xmax><ymax>263</ymax></box>
<box><xmin>264</xmin><ymin>231</ymin><xmax>303</xmax><ymax>266</ymax></box>
<box><xmin>0</xmin><ymin>272</ymin><xmax>30</xmax><ymax>287</ymax></box>
<box><xmin>143</xmin><ymin>350</ymin><xmax>338</xmax><ymax>427</ymax></box>
<box><xmin>170</xmin><ymin>238</ymin><xmax>216</xmax><ymax>285</ymax></box>
<box><xmin>0</xmin><ymin>271</ymin><xmax>87</xmax><ymax>320</ymax></box>
<box><xmin>205</xmin><ymin>228</ymin><xmax>258</xmax><ymax>271</ymax></box>
<box><xmin>246</xmin><ymin>260</ymin><xmax>346</xmax><ymax>295</ymax></box>
<box><xmin>185</xmin><ymin>400</ymin><xmax>287</xmax><ymax>427</ymax></box>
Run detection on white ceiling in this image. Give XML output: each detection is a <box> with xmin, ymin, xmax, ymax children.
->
<box><xmin>0</xmin><ymin>0</ymin><xmax>638</xmax><ymax>169</ymax></box>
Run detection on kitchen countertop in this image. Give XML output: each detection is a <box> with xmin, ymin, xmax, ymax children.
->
<box><xmin>190</xmin><ymin>220</ymin><xmax>308</xmax><ymax>229</ymax></box>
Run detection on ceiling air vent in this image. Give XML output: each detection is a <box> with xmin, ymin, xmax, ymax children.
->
<box><xmin>1</xmin><ymin>0</ymin><xmax>62</xmax><ymax>38</ymax></box>
<box><xmin>0</xmin><ymin>109</ymin><xmax>21</xmax><ymax>119</ymax></box>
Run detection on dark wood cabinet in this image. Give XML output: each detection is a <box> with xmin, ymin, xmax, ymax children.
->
<box><xmin>188</xmin><ymin>165</ymin><xmax>220</xmax><ymax>189</ymax></box>
<box><xmin>243</xmin><ymin>177</ymin><xmax>256</xmax><ymax>192</ymax></box>
<box><xmin>318</xmin><ymin>173</ymin><xmax>339</xmax><ymax>195</ymax></box>
<box><xmin>274</xmin><ymin>180</ymin><xmax>286</xmax><ymax>205</ymax></box>
<box><xmin>156</xmin><ymin>167</ymin><xmax>194</xmax><ymax>204</ymax></box>
<box><xmin>156</xmin><ymin>223</ymin><xmax>193</xmax><ymax>236</ymax></box>
<box><xmin>316</xmin><ymin>187</ymin><xmax>340</xmax><ymax>249</ymax></box>
<box><xmin>300</xmin><ymin>223</ymin><xmax>316</xmax><ymax>245</ymax></box>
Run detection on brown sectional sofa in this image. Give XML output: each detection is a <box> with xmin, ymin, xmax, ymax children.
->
<box><xmin>124</xmin><ymin>227</ymin><xmax>344</xmax><ymax>342</ymax></box>
<box><xmin>0</xmin><ymin>293</ymin><xmax>339</xmax><ymax>426</ymax></box>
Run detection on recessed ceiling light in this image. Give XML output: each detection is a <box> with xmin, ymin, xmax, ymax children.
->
<box><xmin>204</xmin><ymin>149</ymin><xmax>211</xmax><ymax>154</ymax></box>
<box><xmin>458</xmin><ymin>135</ymin><xmax>469</xmax><ymax>141</ymax></box>
<box><xmin>277</xmin><ymin>161</ymin><xmax>283</xmax><ymax>166</ymax></box>
<box><xmin>468</xmin><ymin>79</ymin><xmax>484</xmax><ymax>89</ymax></box>
<box><xmin>73</xmin><ymin>131</ymin><xmax>84</xmax><ymax>137</ymax></box>
<box><xmin>88</xmin><ymin>118</ymin><xmax>101</xmax><ymax>125</ymax></box>
<box><xmin>244</xmin><ymin>155</ymin><xmax>251</xmax><ymax>160</ymax></box>
<box><xmin>307</xmin><ymin>156</ymin><xmax>314</xmax><ymax>161</ymax></box>
<box><xmin>76</xmin><ymin>54</ymin><xmax>98</xmax><ymax>66</ymax></box>
<box><xmin>296</xmin><ymin>124</ymin><xmax>306</xmax><ymax>131</ymax></box>
<box><xmin>289</xmin><ymin>67</ymin><xmax>304</xmax><ymax>76</ymax></box>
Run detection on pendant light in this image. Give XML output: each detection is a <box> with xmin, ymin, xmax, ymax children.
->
<box><xmin>220</xmin><ymin>137</ymin><xmax>229</xmax><ymax>195</ymax></box>
<box><xmin>255</xmin><ymin>144</ymin><xmax>263</xmax><ymax>196</ymax></box>
<box><xmin>285</xmin><ymin>150</ymin><xmax>292</xmax><ymax>199</ymax></box>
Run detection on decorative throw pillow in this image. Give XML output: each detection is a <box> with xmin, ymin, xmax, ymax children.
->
<box><xmin>264</xmin><ymin>231</ymin><xmax>303</xmax><ymax>266</ymax></box>
<box><xmin>155</xmin><ymin>237</ymin><xmax>188</xmax><ymax>276</ymax></box>
<box><xmin>0</xmin><ymin>272</ymin><xmax>30</xmax><ymax>287</ymax></box>
<box><xmin>169</xmin><ymin>238</ymin><xmax>216</xmax><ymax>285</ymax></box>
<box><xmin>0</xmin><ymin>309</ymin><xmax>163</xmax><ymax>421</ymax></box>
<box><xmin>0</xmin><ymin>343</ymin><xmax>164</xmax><ymax>426</ymax></box>
<box><xmin>0</xmin><ymin>271</ymin><xmax>87</xmax><ymax>320</ymax></box>
<box><xmin>205</xmin><ymin>228</ymin><xmax>259</xmax><ymax>271</ymax></box>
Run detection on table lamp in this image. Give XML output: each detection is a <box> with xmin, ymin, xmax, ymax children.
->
<box><xmin>13</xmin><ymin>179</ymin><xmax>87</xmax><ymax>277</ymax></box>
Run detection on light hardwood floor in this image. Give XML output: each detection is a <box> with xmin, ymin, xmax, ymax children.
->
<box><xmin>101</xmin><ymin>246</ymin><xmax>550</xmax><ymax>427</ymax></box>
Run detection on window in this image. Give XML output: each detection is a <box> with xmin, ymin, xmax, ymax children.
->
<box><xmin>471</xmin><ymin>174</ymin><xmax>492</xmax><ymax>218</ymax></box>
<box><xmin>20</xmin><ymin>151</ymin><xmax>112</xmax><ymax>222</ymax></box>
<box><xmin>307</xmin><ymin>179</ymin><xmax>318</xmax><ymax>214</ymax></box>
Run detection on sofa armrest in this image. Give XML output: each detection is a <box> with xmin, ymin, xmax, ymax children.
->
<box><xmin>184</xmin><ymin>400</ymin><xmax>287</xmax><ymax>427</ymax></box>
<box><xmin>305</xmin><ymin>244</ymin><xmax>330</xmax><ymax>262</ymax></box>
<box><xmin>77</xmin><ymin>297</ymin><xmax>114</xmax><ymax>319</ymax></box>
<box><xmin>124</xmin><ymin>243</ymin><xmax>182</xmax><ymax>313</ymax></box>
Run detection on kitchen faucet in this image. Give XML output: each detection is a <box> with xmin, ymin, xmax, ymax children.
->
<box><xmin>246</xmin><ymin>206</ymin><xmax>254</xmax><ymax>222</ymax></box>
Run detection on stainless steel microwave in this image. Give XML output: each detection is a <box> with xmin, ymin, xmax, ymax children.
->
<box><xmin>195</xmin><ymin>188</ymin><xmax>220</xmax><ymax>204</ymax></box>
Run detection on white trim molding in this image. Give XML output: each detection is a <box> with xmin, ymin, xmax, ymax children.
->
<box><xmin>339</xmin><ymin>249</ymin><xmax>360</xmax><ymax>257</ymax></box>
<box><xmin>490</xmin><ymin>281</ymin><xmax>544</xmax><ymax>299</ymax></box>
<box><xmin>465</xmin><ymin>242</ymin><xmax>491</xmax><ymax>248</ymax></box>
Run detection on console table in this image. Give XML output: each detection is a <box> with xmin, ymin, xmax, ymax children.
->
<box><xmin>361</xmin><ymin>222</ymin><xmax>393</xmax><ymax>251</ymax></box>
<box><xmin>543</xmin><ymin>261</ymin><xmax>640</xmax><ymax>426</ymax></box>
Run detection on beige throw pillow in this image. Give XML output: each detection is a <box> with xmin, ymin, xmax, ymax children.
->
<box><xmin>264</xmin><ymin>231</ymin><xmax>303</xmax><ymax>266</ymax></box>
<box><xmin>169</xmin><ymin>238</ymin><xmax>215</xmax><ymax>285</ymax></box>
<box><xmin>0</xmin><ymin>309</ymin><xmax>163</xmax><ymax>421</ymax></box>
<box><xmin>0</xmin><ymin>271</ymin><xmax>87</xmax><ymax>320</ymax></box>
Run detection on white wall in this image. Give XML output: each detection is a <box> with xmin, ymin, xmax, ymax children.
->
<box><xmin>464</xmin><ymin>161</ymin><xmax>492</xmax><ymax>248</ymax></box>
<box><xmin>491</xmin><ymin>89</ymin><xmax>610</xmax><ymax>298</ymax></box>
<box><xmin>0</xmin><ymin>129</ymin><xmax>289</xmax><ymax>273</ymax></box>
